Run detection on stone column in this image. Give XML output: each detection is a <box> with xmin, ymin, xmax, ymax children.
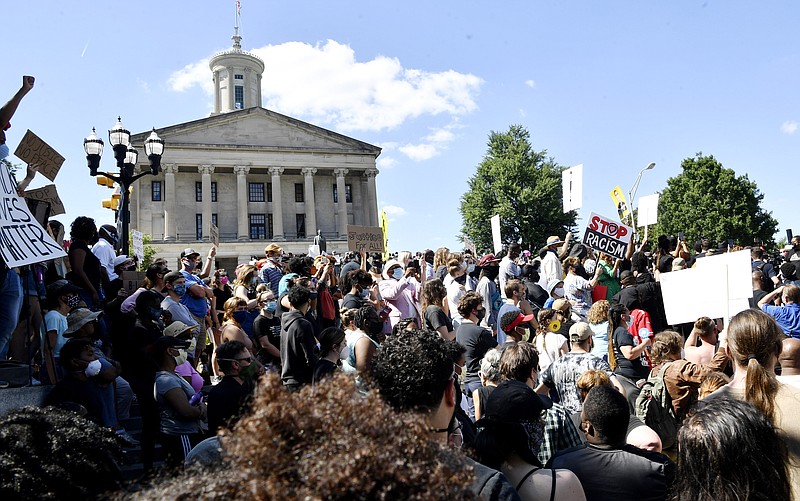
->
<box><xmin>163</xmin><ymin>164</ymin><xmax>178</xmax><ymax>241</ymax></box>
<box><xmin>269</xmin><ymin>167</ymin><xmax>284</xmax><ymax>240</ymax></box>
<box><xmin>234</xmin><ymin>166</ymin><xmax>250</xmax><ymax>241</ymax></box>
<box><xmin>301</xmin><ymin>168</ymin><xmax>317</xmax><ymax>238</ymax></box>
<box><xmin>256</xmin><ymin>73</ymin><xmax>263</xmax><ymax>107</ymax></box>
<box><xmin>333</xmin><ymin>169</ymin><xmax>349</xmax><ymax>237</ymax></box>
<box><xmin>365</xmin><ymin>169</ymin><xmax>379</xmax><ymax>226</ymax></box>
<box><xmin>199</xmin><ymin>165</ymin><xmax>214</xmax><ymax>241</ymax></box>
<box><xmin>227</xmin><ymin>66</ymin><xmax>235</xmax><ymax>110</ymax></box>
<box><xmin>213</xmin><ymin>70</ymin><xmax>220</xmax><ymax>114</ymax></box>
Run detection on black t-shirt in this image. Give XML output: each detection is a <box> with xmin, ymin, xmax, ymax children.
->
<box><xmin>341</xmin><ymin>293</ymin><xmax>365</xmax><ymax>310</ymax></box>
<box><xmin>207</xmin><ymin>376</ymin><xmax>254</xmax><ymax>434</ymax></box>
<box><xmin>424</xmin><ymin>305</ymin><xmax>453</xmax><ymax>333</ymax></box>
<box><xmin>613</xmin><ymin>326</ymin><xmax>650</xmax><ymax>380</ymax></box>
<box><xmin>523</xmin><ymin>279</ymin><xmax>548</xmax><ymax>309</ymax></box>
<box><xmin>252</xmin><ymin>314</ymin><xmax>281</xmax><ymax>366</ymax></box>
<box><xmin>456</xmin><ymin>322</ymin><xmax>498</xmax><ymax>382</ymax></box>
<box><xmin>313</xmin><ymin>358</ymin><xmax>338</xmax><ymax>385</ymax></box>
<box><xmin>45</xmin><ymin>377</ymin><xmax>105</xmax><ymax>424</ymax></box>
<box><xmin>213</xmin><ymin>286</ymin><xmax>233</xmax><ymax>314</ymax></box>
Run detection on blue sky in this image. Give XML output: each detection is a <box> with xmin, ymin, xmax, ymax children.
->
<box><xmin>4</xmin><ymin>1</ymin><xmax>799</xmax><ymax>253</ymax></box>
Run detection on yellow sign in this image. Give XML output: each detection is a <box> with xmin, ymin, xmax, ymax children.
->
<box><xmin>379</xmin><ymin>210</ymin><xmax>389</xmax><ymax>261</ymax></box>
<box><xmin>610</xmin><ymin>186</ymin><xmax>631</xmax><ymax>223</ymax></box>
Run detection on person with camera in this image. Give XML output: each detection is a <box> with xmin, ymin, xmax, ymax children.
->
<box><xmin>378</xmin><ymin>259</ymin><xmax>421</xmax><ymax>332</ymax></box>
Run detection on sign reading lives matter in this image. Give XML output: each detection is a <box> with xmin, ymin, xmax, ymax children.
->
<box><xmin>13</xmin><ymin>130</ymin><xmax>65</xmax><ymax>182</ymax></box>
<box><xmin>347</xmin><ymin>225</ymin><xmax>385</xmax><ymax>253</ymax></box>
<box><xmin>0</xmin><ymin>162</ymin><xmax>66</xmax><ymax>267</ymax></box>
<box><xmin>581</xmin><ymin>212</ymin><xmax>633</xmax><ymax>260</ymax></box>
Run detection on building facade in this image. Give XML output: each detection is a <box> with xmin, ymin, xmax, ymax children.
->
<box><xmin>129</xmin><ymin>32</ymin><xmax>380</xmax><ymax>269</ymax></box>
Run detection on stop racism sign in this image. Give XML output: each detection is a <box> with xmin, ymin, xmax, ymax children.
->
<box><xmin>582</xmin><ymin>212</ymin><xmax>633</xmax><ymax>260</ymax></box>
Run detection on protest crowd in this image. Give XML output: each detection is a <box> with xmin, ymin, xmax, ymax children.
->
<box><xmin>0</xmin><ymin>75</ymin><xmax>799</xmax><ymax>500</ymax></box>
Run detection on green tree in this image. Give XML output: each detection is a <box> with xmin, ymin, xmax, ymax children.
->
<box><xmin>460</xmin><ymin>125</ymin><xmax>577</xmax><ymax>252</ymax></box>
<box><xmin>654</xmin><ymin>153</ymin><xmax>778</xmax><ymax>247</ymax></box>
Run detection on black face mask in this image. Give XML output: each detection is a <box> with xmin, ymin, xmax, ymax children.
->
<box><xmin>484</xmin><ymin>267</ymin><xmax>499</xmax><ymax>280</ymax></box>
<box><xmin>454</xmin><ymin>274</ymin><xmax>467</xmax><ymax>285</ymax></box>
<box><xmin>476</xmin><ymin>309</ymin><xmax>486</xmax><ymax>321</ymax></box>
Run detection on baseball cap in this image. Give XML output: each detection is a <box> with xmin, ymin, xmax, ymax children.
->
<box><xmin>552</xmin><ymin>298</ymin><xmax>571</xmax><ymax>314</ymax></box>
<box><xmin>478</xmin><ymin>253</ymin><xmax>501</xmax><ymax>267</ymax></box>
<box><xmin>569</xmin><ymin>322</ymin><xmax>593</xmax><ymax>343</ymax></box>
<box><xmin>46</xmin><ymin>279</ymin><xmax>81</xmax><ymax>298</ymax></box>
<box><xmin>475</xmin><ymin>380</ymin><xmax>546</xmax><ymax>428</ymax></box>
<box><xmin>163</xmin><ymin>321</ymin><xmax>198</xmax><ymax>338</ymax></box>
<box><xmin>181</xmin><ymin>248</ymin><xmax>200</xmax><ymax>259</ymax></box>
<box><xmin>153</xmin><ymin>336</ymin><xmax>191</xmax><ymax>352</ymax></box>
<box><xmin>64</xmin><ymin>308</ymin><xmax>104</xmax><ymax>337</ymax></box>
<box><xmin>502</xmin><ymin>312</ymin><xmax>536</xmax><ymax>333</ymax></box>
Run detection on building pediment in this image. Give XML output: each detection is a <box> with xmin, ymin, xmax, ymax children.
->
<box><xmin>130</xmin><ymin>107</ymin><xmax>380</xmax><ymax>157</ymax></box>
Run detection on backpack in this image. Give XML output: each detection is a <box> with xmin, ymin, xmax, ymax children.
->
<box><xmin>634</xmin><ymin>361</ymin><xmax>679</xmax><ymax>450</ymax></box>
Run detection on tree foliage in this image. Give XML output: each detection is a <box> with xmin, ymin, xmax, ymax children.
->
<box><xmin>654</xmin><ymin>153</ymin><xmax>778</xmax><ymax>247</ymax></box>
<box><xmin>460</xmin><ymin>125</ymin><xmax>577</xmax><ymax>252</ymax></box>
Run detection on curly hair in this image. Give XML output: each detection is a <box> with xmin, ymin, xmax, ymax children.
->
<box><xmin>650</xmin><ymin>330</ymin><xmax>682</xmax><ymax>365</ymax></box>
<box><xmin>372</xmin><ymin>329</ymin><xmax>455</xmax><ymax>413</ymax></box>
<box><xmin>421</xmin><ymin>278</ymin><xmax>447</xmax><ymax>313</ymax></box>
<box><xmin>125</xmin><ymin>373</ymin><xmax>476</xmax><ymax>500</ymax></box>
<box><xmin>0</xmin><ymin>407</ymin><xmax>123</xmax><ymax>499</ymax></box>
<box><xmin>340</xmin><ymin>307</ymin><xmax>357</xmax><ymax>329</ymax></box>
<box><xmin>587</xmin><ymin>300</ymin><xmax>610</xmax><ymax>325</ymax></box>
<box><xmin>457</xmin><ymin>291</ymin><xmax>483</xmax><ymax>318</ymax></box>
<box><xmin>69</xmin><ymin>216</ymin><xmax>97</xmax><ymax>242</ymax></box>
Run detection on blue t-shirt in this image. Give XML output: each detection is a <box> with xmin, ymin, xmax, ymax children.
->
<box><xmin>180</xmin><ymin>271</ymin><xmax>209</xmax><ymax>318</ymax></box>
<box><xmin>762</xmin><ymin>303</ymin><xmax>800</xmax><ymax>338</ymax></box>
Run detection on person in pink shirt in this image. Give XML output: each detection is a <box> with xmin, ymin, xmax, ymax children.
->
<box><xmin>379</xmin><ymin>259</ymin><xmax>421</xmax><ymax>332</ymax></box>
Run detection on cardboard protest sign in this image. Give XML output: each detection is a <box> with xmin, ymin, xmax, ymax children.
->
<box><xmin>0</xmin><ymin>163</ymin><xmax>66</xmax><ymax>267</ymax></box>
<box><xmin>562</xmin><ymin>164</ymin><xmax>583</xmax><ymax>212</ymax></box>
<box><xmin>610</xmin><ymin>186</ymin><xmax>630</xmax><ymax>223</ymax></box>
<box><xmin>347</xmin><ymin>225</ymin><xmax>384</xmax><ymax>253</ymax></box>
<box><xmin>131</xmin><ymin>230</ymin><xmax>144</xmax><ymax>265</ymax></box>
<box><xmin>637</xmin><ymin>193</ymin><xmax>659</xmax><ymax>228</ymax></box>
<box><xmin>13</xmin><ymin>130</ymin><xmax>65</xmax><ymax>182</ymax></box>
<box><xmin>463</xmin><ymin>235</ymin><xmax>476</xmax><ymax>255</ymax></box>
<box><xmin>121</xmin><ymin>271</ymin><xmax>147</xmax><ymax>294</ymax></box>
<box><xmin>491</xmin><ymin>215</ymin><xmax>502</xmax><ymax>254</ymax></box>
<box><xmin>209</xmin><ymin>223</ymin><xmax>220</xmax><ymax>247</ymax></box>
<box><xmin>581</xmin><ymin>212</ymin><xmax>633</xmax><ymax>260</ymax></box>
<box><xmin>23</xmin><ymin>184</ymin><xmax>65</xmax><ymax>216</ymax></box>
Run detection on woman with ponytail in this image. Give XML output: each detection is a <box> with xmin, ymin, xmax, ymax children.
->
<box><xmin>607</xmin><ymin>304</ymin><xmax>651</xmax><ymax>411</ymax></box>
<box><xmin>706</xmin><ymin>308</ymin><xmax>800</xmax><ymax>499</ymax></box>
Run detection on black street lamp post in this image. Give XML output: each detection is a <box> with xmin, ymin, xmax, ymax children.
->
<box><xmin>84</xmin><ymin>117</ymin><xmax>165</xmax><ymax>256</ymax></box>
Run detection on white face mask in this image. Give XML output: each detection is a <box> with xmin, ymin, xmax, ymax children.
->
<box><xmin>554</xmin><ymin>287</ymin><xmax>564</xmax><ymax>297</ymax></box>
<box><xmin>84</xmin><ymin>359</ymin><xmax>102</xmax><ymax>377</ymax></box>
<box><xmin>339</xmin><ymin>343</ymin><xmax>351</xmax><ymax>361</ymax></box>
<box><xmin>467</xmin><ymin>263</ymin><xmax>476</xmax><ymax>273</ymax></box>
<box><xmin>174</xmin><ymin>348</ymin><xmax>188</xmax><ymax>366</ymax></box>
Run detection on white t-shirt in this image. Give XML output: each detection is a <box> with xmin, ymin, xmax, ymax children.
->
<box><xmin>92</xmin><ymin>238</ymin><xmax>118</xmax><ymax>281</ymax></box>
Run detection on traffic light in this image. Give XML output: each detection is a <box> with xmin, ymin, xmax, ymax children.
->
<box><xmin>96</xmin><ymin>175</ymin><xmax>115</xmax><ymax>188</ymax></box>
<box><xmin>101</xmin><ymin>189</ymin><xmax>121</xmax><ymax>211</ymax></box>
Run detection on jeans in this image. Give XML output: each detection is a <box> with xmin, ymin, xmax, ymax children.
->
<box><xmin>0</xmin><ymin>270</ymin><xmax>23</xmax><ymax>360</ymax></box>
<box><xmin>462</xmin><ymin>379</ymin><xmax>483</xmax><ymax>422</ymax></box>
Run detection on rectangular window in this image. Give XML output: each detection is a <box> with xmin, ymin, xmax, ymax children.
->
<box><xmin>196</xmin><ymin>214</ymin><xmax>202</xmax><ymax>240</ymax></box>
<box><xmin>151</xmin><ymin>181</ymin><xmax>162</xmax><ymax>201</ymax></box>
<box><xmin>294</xmin><ymin>183</ymin><xmax>304</xmax><ymax>203</ymax></box>
<box><xmin>195</xmin><ymin>182</ymin><xmax>202</xmax><ymax>202</ymax></box>
<box><xmin>296</xmin><ymin>214</ymin><xmax>306</xmax><ymax>239</ymax></box>
<box><xmin>234</xmin><ymin>85</ymin><xmax>244</xmax><ymax>109</ymax></box>
<box><xmin>267</xmin><ymin>213</ymin><xmax>274</xmax><ymax>239</ymax></box>
<box><xmin>249</xmin><ymin>214</ymin><xmax>266</xmax><ymax>240</ymax></box>
<box><xmin>267</xmin><ymin>182</ymin><xmax>272</xmax><ymax>203</ymax></box>
<box><xmin>234</xmin><ymin>74</ymin><xmax>244</xmax><ymax>80</ymax></box>
<box><xmin>211</xmin><ymin>182</ymin><xmax>217</xmax><ymax>202</ymax></box>
<box><xmin>332</xmin><ymin>183</ymin><xmax>353</xmax><ymax>203</ymax></box>
<box><xmin>248</xmin><ymin>182</ymin><xmax>265</xmax><ymax>202</ymax></box>
<box><xmin>212</xmin><ymin>213</ymin><xmax>218</xmax><ymax>228</ymax></box>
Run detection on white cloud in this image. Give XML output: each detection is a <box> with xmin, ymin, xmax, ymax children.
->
<box><xmin>399</xmin><ymin>143</ymin><xmax>439</xmax><ymax>161</ymax></box>
<box><xmin>781</xmin><ymin>120</ymin><xmax>798</xmax><ymax>135</ymax></box>
<box><xmin>525</xmin><ymin>79</ymin><xmax>536</xmax><ymax>88</ymax></box>
<box><xmin>377</xmin><ymin>156</ymin><xmax>398</xmax><ymax>169</ymax></box>
<box><xmin>168</xmin><ymin>40</ymin><xmax>483</xmax><ymax>132</ymax></box>
<box><xmin>136</xmin><ymin>78</ymin><xmax>151</xmax><ymax>93</ymax></box>
<box><xmin>425</xmin><ymin>128</ymin><xmax>454</xmax><ymax>143</ymax></box>
<box><xmin>382</xmin><ymin>205</ymin><xmax>408</xmax><ymax>221</ymax></box>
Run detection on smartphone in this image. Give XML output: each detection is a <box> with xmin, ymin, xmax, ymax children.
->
<box><xmin>788</xmin><ymin>229</ymin><xmax>794</xmax><ymax>242</ymax></box>
<box><xmin>678</xmin><ymin>231</ymin><xmax>685</xmax><ymax>241</ymax></box>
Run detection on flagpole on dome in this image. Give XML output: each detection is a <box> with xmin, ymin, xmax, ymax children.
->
<box><xmin>232</xmin><ymin>0</ymin><xmax>242</xmax><ymax>49</ymax></box>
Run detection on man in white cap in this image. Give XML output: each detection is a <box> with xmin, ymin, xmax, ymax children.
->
<box><xmin>539</xmin><ymin>236</ymin><xmax>565</xmax><ymax>290</ymax></box>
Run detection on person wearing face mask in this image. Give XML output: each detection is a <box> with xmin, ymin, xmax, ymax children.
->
<box><xmin>153</xmin><ymin>336</ymin><xmax>207</xmax><ymax>468</ymax></box>
<box><xmin>212</xmin><ymin>269</ymin><xmax>233</xmax><ymax>325</ymax></box>
<box><xmin>342</xmin><ymin>269</ymin><xmax>374</xmax><ymax>310</ymax></box>
<box><xmin>313</xmin><ymin>327</ymin><xmax>348</xmax><ymax>385</ymax></box>
<box><xmin>164</xmin><ymin>321</ymin><xmax>204</xmax><ymax>393</ymax></box>
<box><xmin>233</xmin><ymin>264</ymin><xmax>261</xmax><ymax>310</ymax></box>
<box><xmin>207</xmin><ymin>340</ymin><xmax>259</xmax><ymax>434</ymax></box>
<box><xmin>444</xmin><ymin>257</ymin><xmax>470</xmax><ymax>331</ymax></box>
<box><xmin>40</xmin><ymin>280</ymin><xmax>83</xmax><ymax>384</ymax></box>
<box><xmin>456</xmin><ymin>292</ymin><xmax>499</xmax><ymax>422</ymax></box>
<box><xmin>162</xmin><ymin>271</ymin><xmax>204</xmax><ymax>357</ymax></box>
<box><xmin>259</xmin><ymin>243</ymin><xmax>285</xmax><ymax>297</ymax></box>
<box><xmin>220</xmin><ymin>297</ymin><xmax>257</xmax><ymax>363</ymax></box>
<box><xmin>343</xmin><ymin>306</ymin><xmax>381</xmax><ymax>390</ymax></box>
<box><xmin>91</xmin><ymin>224</ymin><xmax>119</xmax><ymax>292</ymax></box>
<box><xmin>544</xmin><ymin>279</ymin><xmax>565</xmax><ymax>309</ymax></box>
<box><xmin>120</xmin><ymin>263</ymin><xmax>169</xmax><ymax>315</ymax></box>
<box><xmin>179</xmin><ymin>247</ymin><xmax>218</xmax><ymax>333</ymax></box>
<box><xmin>251</xmin><ymin>290</ymin><xmax>281</xmax><ymax>369</ymax></box>
<box><xmin>475</xmin><ymin>254</ymin><xmax>502</xmax><ymax>333</ymax></box>
<box><xmin>379</xmin><ymin>259</ymin><xmax>421</xmax><ymax>333</ymax></box>
<box><xmin>280</xmin><ymin>286</ymin><xmax>319</xmax><ymax>391</ymax></box>
<box><xmin>45</xmin><ymin>338</ymin><xmax>106</xmax><ymax>424</ymax></box>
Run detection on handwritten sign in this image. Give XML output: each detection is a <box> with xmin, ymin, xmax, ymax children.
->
<box><xmin>0</xmin><ymin>162</ymin><xmax>66</xmax><ymax>267</ymax></box>
<box><xmin>131</xmin><ymin>230</ymin><xmax>144</xmax><ymax>265</ymax></box>
<box><xmin>209</xmin><ymin>223</ymin><xmax>219</xmax><ymax>247</ymax></box>
<box><xmin>581</xmin><ymin>212</ymin><xmax>633</xmax><ymax>260</ymax></box>
<box><xmin>347</xmin><ymin>225</ymin><xmax>384</xmax><ymax>253</ymax></box>
<box><xmin>23</xmin><ymin>184</ymin><xmax>65</xmax><ymax>216</ymax></box>
<box><xmin>13</xmin><ymin>130</ymin><xmax>65</xmax><ymax>182</ymax></box>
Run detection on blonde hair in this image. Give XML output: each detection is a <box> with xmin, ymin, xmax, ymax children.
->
<box><xmin>234</xmin><ymin>264</ymin><xmax>258</xmax><ymax>288</ymax></box>
<box><xmin>587</xmin><ymin>300</ymin><xmax>610</xmax><ymax>324</ymax></box>
<box><xmin>433</xmin><ymin>247</ymin><xmax>450</xmax><ymax>270</ymax></box>
<box><xmin>576</xmin><ymin>369</ymin><xmax>613</xmax><ymax>402</ymax></box>
<box><xmin>650</xmin><ymin>330</ymin><xmax>682</xmax><ymax>365</ymax></box>
<box><xmin>698</xmin><ymin>371</ymin><xmax>730</xmax><ymax>400</ymax></box>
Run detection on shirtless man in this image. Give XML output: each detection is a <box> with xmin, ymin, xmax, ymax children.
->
<box><xmin>778</xmin><ymin>337</ymin><xmax>800</xmax><ymax>389</ymax></box>
<box><xmin>683</xmin><ymin>316</ymin><xmax>719</xmax><ymax>365</ymax></box>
